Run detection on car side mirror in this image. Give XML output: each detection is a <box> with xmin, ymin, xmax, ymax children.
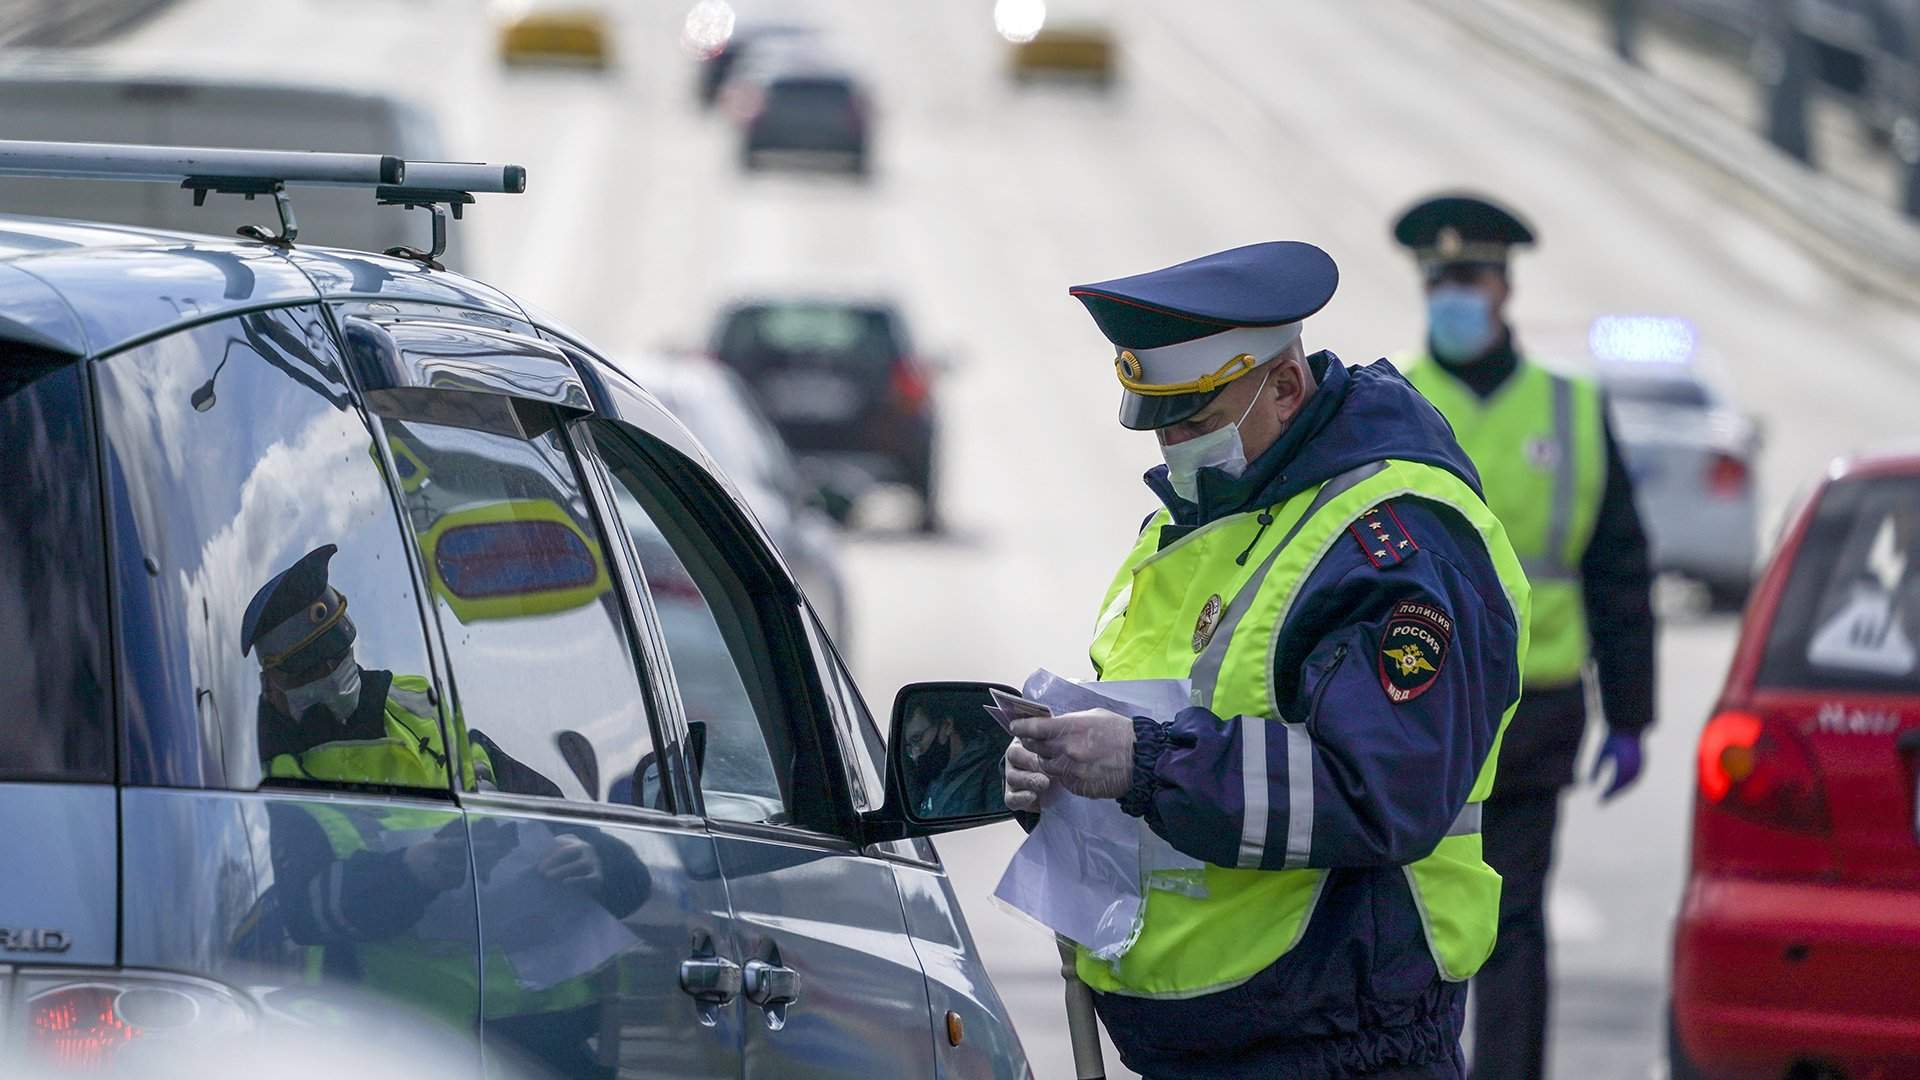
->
<box><xmin>860</xmin><ymin>681</ymin><xmax>1017</xmax><ymax>844</ymax></box>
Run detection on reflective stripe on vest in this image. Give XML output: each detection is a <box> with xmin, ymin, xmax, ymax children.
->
<box><xmin>1400</xmin><ymin>353</ymin><xmax>1603</xmax><ymax>687</ymax></box>
<box><xmin>1081</xmin><ymin>459</ymin><xmax>1531</xmax><ymax>997</ymax></box>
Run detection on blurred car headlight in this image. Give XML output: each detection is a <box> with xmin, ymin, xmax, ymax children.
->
<box><xmin>682</xmin><ymin>0</ymin><xmax>736</xmax><ymax>58</ymax></box>
<box><xmin>995</xmin><ymin>0</ymin><xmax>1047</xmax><ymax>43</ymax></box>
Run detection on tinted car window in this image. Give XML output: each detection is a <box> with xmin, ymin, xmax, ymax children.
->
<box><xmin>0</xmin><ymin>358</ymin><xmax>110</xmax><ymax>782</ymax></box>
<box><xmin>592</xmin><ymin>423</ymin><xmax>826</xmax><ymax>826</ymax></box>
<box><xmin>96</xmin><ymin>308</ymin><xmax>446</xmax><ymax>791</ymax></box>
<box><xmin>768</xmin><ymin>79</ymin><xmax>854</xmax><ymax>114</ymax></box>
<box><xmin>717</xmin><ymin>304</ymin><xmax>897</xmax><ymax>375</ymax></box>
<box><xmin>381</xmin><ymin>410</ymin><xmax>659</xmax><ymax>806</ymax></box>
<box><xmin>1760</xmin><ymin>474</ymin><xmax>1920</xmax><ymax>694</ymax></box>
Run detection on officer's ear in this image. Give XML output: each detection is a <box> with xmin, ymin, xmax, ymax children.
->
<box><xmin>1486</xmin><ymin>267</ymin><xmax>1513</xmax><ymax>311</ymax></box>
<box><xmin>1270</xmin><ymin>351</ymin><xmax>1312</xmax><ymax>422</ymax></box>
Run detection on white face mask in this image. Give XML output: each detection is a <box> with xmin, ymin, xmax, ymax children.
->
<box><xmin>283</xmin><ymin>655</ymin><xmax>363</xmax><ymax>723</ymax></box>
<box><xmin>1160</xmin><ymin>366</ymin><xmax>1272</xmax><ymax>503</ymax></box>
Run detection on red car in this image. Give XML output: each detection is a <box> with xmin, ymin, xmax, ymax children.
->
<box><xmin>1671</xmin><ymin>451</ymin><xmax>1920</xmax><ymax>1079</ymax></box>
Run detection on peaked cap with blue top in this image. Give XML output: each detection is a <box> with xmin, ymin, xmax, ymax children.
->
<box><xmin>242</xmin><ymin>544</ymin><xmax>357</xmax><ymax>679</ymax></box>
<box><xmin>1070</xmin><ymin>240</ymin><xmax>1338</xmax><ymax>430</ymax></box>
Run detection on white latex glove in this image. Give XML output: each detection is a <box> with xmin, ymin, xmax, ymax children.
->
<box><xmin>1010</xmin><ymin>707</ymin><xmax>1135</xmax><ymax>800</ymax></box>
<box><xmin>1004</xmin><ymin>741</ymin><xmax>1051</xmax><ymax>812</ymax></box>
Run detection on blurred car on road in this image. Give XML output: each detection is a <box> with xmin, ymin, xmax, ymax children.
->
<box><xmin>995</xmin><ymin>0</ymin><xmax>1118</xmax><ymax>86</ymax></box>
<box><xmin>1577</xmin><ymin>316</ymin><xmax>1761</xmax><ymax>609</ymax></box>
<box><xmin>1670</xmin><ymin>449</ymin><xmax>1920</xmax><ymax>1080</ymax></box>
<box><xmin>609</xmin><ymin>350</ymin><xmax>852</xmax><ymax>645</ymax></box>
<box><xmin>721</xmin><ymin>46</ymin><xmax>871</xmax><ymax>176</ymax></box>
<box><xmin>0</xmin><ymin>143</ymin><xmax>1026</xmax><ymax>1078</ymax></box>
<box><xmin>0</xmin><ymin>58</ymin><xmax>443</xmax><ymax>256</ymax></box>
<box><xmin>495</xmin><ymin>0</ymin><xmax>612</xmax><ymax>69</ymax></box>
<box><xmin>727</xmin><ymin>56</ymin><xmax>872</xmax><ymax>176</ymax></box>
<box><xmin>711</xmin><ymin>298</ymin><xmax>940</xmax><ymax>531</ymax></box>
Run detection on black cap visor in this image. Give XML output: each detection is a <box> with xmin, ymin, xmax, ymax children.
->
<box><xmin>1119</xmin><ymin>385</ymin><xmax>1222</xmax><ymax>431</ymax></box>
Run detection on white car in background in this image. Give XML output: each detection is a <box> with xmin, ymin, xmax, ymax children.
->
<box><xmin>1576</xmin><ymin>316</ymin><xmax>1763</xmax><ymax>610</ymax></box>
<box><xmin>611</xmin><ymin>351</ymin><xmax>853</xmax><ymax>646</ymax></box>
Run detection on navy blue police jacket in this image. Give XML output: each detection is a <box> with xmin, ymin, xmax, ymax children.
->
<box><xmin>1090</xmin><ymin>353</ymin><xmax>1524</xmax><ymax>1080</ymax></box>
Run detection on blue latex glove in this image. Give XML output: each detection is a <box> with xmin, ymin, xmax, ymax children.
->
<box><xmin>1590</xmin><ymin>730</ymin><xmax>1644</xmax><ymax>802</ymax></box>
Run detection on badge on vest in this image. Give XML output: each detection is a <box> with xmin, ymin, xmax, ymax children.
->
<box><xmin>1524</xmin><ymin>435</ymin><xmax>1560</xmax><ymax>470</ymax></box>
<box><xmin>1192</xmin><ymin>594</ymin><xmax>1223</xmax><ymax>652</ymax></box>
<box><xmin>1378</xmin><ymin>599</ymin><xmax>1454</xmax><ymax>703</ymax></box>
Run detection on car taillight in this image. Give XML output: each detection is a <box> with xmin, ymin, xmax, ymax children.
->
<box><xmin>28</xmin><ymin>985</ymin><xmax>140</xmax><ymax>1067</ymax></box>
<box><xmin>891</xmin><ymin>358</ymin><xmax>929</xmax><ymax>414</ymax></box>
<box><xmin>17</xmin><ymin>972</ymin><xmax>252</xmax><ymax>1070</ymax></box>
<box><xmin>1706</xmin><ymin>453</ymin><xmax>1748</xmax><ymax>497</ymax></box>
<box><xmin>1697</xmin><ymin>709</ymin><xmax>1828</xmax><ymax>832</ymax></box>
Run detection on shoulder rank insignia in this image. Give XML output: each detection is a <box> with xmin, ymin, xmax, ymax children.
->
<box><xmin>1347</xmin><ymin>502</ymin><xmax>1420</xmax><ymax>569</ymax></box>
<box><xmin>1378</xmin><ymin>599</ymin><xmax>1453</xmax><ymax>704</ymax></box>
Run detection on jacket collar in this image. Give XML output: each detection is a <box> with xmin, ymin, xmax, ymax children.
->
<box><xmin>1425</xmin><ymin>326</ymin><xmax>1521</xmax><ymax>400</ymax></box>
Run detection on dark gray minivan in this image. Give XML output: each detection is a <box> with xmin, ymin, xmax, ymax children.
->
<box><xmin>0</xmin><ymin>144</ymin><xmax>1028</xmax><ymax>1077</ymax></box>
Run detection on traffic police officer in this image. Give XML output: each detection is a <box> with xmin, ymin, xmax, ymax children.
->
<box><xmin>1391</xmin><ymin>194</ymin><xmax>1658</xmax><ymax>1080</ymax></box>
<box><xmin>1003</xmin><ymin>241</ymin><xmax>1530</xmax><ymax>1078</ymax></box>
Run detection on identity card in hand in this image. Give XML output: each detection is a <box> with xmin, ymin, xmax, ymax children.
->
<box><xmin>984</xmin><ymin>687</ymin><xmax>1053</xmax><ymax>732</ymax></box>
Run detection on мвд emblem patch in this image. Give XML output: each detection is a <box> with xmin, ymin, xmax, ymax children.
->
<box><xmin>1378</xmin><ymin>599</ymin><xmax>1454</xmax><ymax>703</ymax></box>
<box><xmin>1192</xmin><ymin>594</ymin><xmax>1223</xmax><ymax>653</ymax></box>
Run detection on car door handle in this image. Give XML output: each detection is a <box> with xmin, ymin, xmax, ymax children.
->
<box><xmin>679</xmin><ymin>955</ymin><xmax>743</xmax><ymax>1004</ymax></box>
<box><xmin>743</xmin><ymin>959</ymin><xmax>801</xmax><ymax>1007</ymax></box>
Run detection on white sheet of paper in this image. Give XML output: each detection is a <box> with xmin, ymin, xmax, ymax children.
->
<box><xmin>991</xmin><ymin>669</ymin><xmax>1201</xmax><ymax>964</ymax></box>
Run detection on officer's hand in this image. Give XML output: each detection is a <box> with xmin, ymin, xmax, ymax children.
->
<box><xmin>1590</xmin><ymin>730</ymin><xmax>1645</xmax><ymax>803</ymax></box>
<box><xmin>1004</xmin><ymin>741</ymin><xmax>1051</xmax><ymax>812</ymax></box>
<box><xmin>402</xmin><ymin>830</ymin><xmax>468</xmax><ymax>892</ymax></box>
<box><xmin>540</xmin><ymin>833</ymin><xmax>604</xmax><ymax>890</ymax></box>
<box><xmin>1011</xmin><ymin>708</ymin><xmax>1134</xmax><ymax>800</ymax></box>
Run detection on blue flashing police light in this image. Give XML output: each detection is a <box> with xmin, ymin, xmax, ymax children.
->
<box><xmin>1587</xmin><ymin>315</ymin><xmax>1697</xmax><ymax>366</ymax></box>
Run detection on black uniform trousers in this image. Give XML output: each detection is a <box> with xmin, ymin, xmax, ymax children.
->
<box><xmin>1468</xmin><ymin>682</ymin><xmax>1587</xmax><ymax>1080</ymax></box>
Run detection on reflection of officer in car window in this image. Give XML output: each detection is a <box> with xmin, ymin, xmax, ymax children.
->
<box><xmin>245</xmin><ymin>543</ymin><xmax>555</xmax><ymax>795</ymax></box>
<box><xmin>904</xmin><ymin>702</ymin><xmax>1005</xmax><ymax>819</ymax></box>
<box><xmin>243</xmin><ymin>546</ymin><xmax>651</xmax><ymax>1068</ymax></box>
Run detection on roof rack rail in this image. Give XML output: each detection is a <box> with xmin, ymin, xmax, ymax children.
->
<box><xmin>0</xmin><ymin>140</ymin><xmax>524</xmax><ymax>263</ymax></box>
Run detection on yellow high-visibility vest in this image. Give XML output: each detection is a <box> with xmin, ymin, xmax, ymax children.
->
<box><xmin>1081</xmin><ymin>459</ymin><xmax>1530</xmax><ymax>998</ymax></box>
<box><xmin>1401</xmin><ymin>354</ymin><xmax>1604</xmax><ymax>689</ymax></box>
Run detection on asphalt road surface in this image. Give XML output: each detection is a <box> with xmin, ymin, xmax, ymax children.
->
<box><xmin>96</xmin><ymin>2</ymin><xmax>1920</xmax><ymax>1076</ymax></box>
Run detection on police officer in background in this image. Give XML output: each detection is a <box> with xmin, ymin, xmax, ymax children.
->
<box><xmin>1391</xmin><ymin>194</ymin><xmax>1658</xmax><ymax>1080</ymax></box>
<box><xmin>1003</xmin><ymin>241</ymin><xmax>1530</xmax><ymax>1078</ymax></box>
